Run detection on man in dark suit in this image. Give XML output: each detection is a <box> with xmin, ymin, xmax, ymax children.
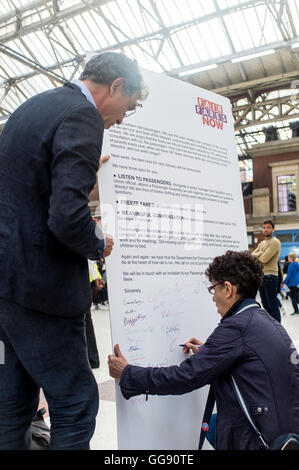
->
<box><xmin>0</xmin><ymin>52</ymin><xmax>146</xmax><ymax>450</ymax></box>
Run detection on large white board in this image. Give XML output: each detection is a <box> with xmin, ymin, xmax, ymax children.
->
<box><xmin>98</xmin><ymin>69</ymin><xmax>248</xmax><ymax>449</ymax></box>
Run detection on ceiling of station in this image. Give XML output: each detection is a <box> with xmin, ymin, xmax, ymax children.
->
<box><xmin>0</xmin><ymin>0</ymin><xmax>298</xmax><ymax>159</ymax></box>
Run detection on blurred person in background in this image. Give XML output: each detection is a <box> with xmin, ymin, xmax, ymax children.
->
<box><xmin>252</xmin><ymin>220</ymin><xmax>281</xmax><ymax>322</ymax></box>
<box><xmin>283</xmin><ymin>252</ymin><xmax>299</xmax><ymax>316</ymax></box>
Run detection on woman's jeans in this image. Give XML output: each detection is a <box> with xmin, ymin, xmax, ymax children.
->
<box><xmin>0</xmin><ymin>298</ymin><xmax>99</xmax><ymax>450</ymax></box>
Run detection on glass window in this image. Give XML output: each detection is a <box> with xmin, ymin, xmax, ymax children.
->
<box><xmin>247</xmin><ymin>232</ymin><xmax>253</xmax><ymax>247</ymax></box>
<box><xmin>277</xmin><ymin>175</ymin><xmax>296</xmax><ymax>212</ymax></box>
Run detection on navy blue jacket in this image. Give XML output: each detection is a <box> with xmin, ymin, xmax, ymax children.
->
<box><xmin>0</xmin><ymin>83</ymin><xmax>105</xmax><ymax>317</ymax></box>
<box><xmin>120</xmin><ymin>298</ymin><xmax>299</xmax><ymax>450</ymax></box>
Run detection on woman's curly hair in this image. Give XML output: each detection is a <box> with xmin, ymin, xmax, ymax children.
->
<box><xmin>205</xmin><ymin>250</ymin><xmax>264</xmax><ymax>299</ymax></box>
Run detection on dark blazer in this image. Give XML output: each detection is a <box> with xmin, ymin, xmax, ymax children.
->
<box><xmin>0</xmin><ymin>83</ymin><xmax>105</xmax><ymax>317</ymax></box>
<box><xmin>119</xmin><ymin>298</ymin><xmax>299</xmax><ymax>450</ymax></box>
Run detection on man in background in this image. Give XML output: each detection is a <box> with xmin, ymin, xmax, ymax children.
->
<box><xmin>252</xmin><ymin>220</ymin><xmax>281</xmax><ymax>322</ymax></box>
<box><xmin>89</xmin><ymin>216</ymin><xmax>108</xmax><ymax>310</ymax></box>
<box><xmin>0</xmin><ymin>52</ymin><xmax>146</xmax><ymax>450</ymax></box>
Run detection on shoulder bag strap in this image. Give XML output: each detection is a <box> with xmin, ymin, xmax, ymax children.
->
<box><xmin>198</xmin><ymin>385</ymin><xmax>216</xmax><ymax>450</ymax></box>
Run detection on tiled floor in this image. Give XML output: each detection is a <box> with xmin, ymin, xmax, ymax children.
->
<box><xmin>40</xmin><ymin>296</ymin><xmax>299</xmax><ymax>450</ymax></box>
<box><xmin>89</xmin><ymin>295</ymin><xmax>299</xmax><ymax>450</ymax></box>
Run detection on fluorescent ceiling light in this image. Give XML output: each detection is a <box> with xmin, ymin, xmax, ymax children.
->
<box><xmin>232</xmin><ymin>49</ymin><xmax>275</xmax><ymax>63</ymax></box>
<box><xmin>291</xmin><ymin>42</ymin><xmax>299</xmax><ymax>49</ymax></box>
<box><xmin>179</xmin><ymin>64</ymin><xmax>217</xmax><ymax>76</ymax></box>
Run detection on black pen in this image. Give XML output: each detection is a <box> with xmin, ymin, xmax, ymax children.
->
<box><xmin>179</xmin><ymin>343</ymin><xmax>201</xmax><ymax>348</ymax></box>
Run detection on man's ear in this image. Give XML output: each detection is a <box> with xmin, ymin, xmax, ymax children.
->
<box><xmin>109</xmin><ymin>77</ymin><xmax>123</xmax><ymax>96</ymax></box>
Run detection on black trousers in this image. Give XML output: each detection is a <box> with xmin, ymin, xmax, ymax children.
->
<box><xmin>0</xmin><ymin>299</ymin><xmax>98</xmax><ymax>450</ymax></box>
<box><xmin>289</xmin><ymin>286</ymin><xmax>299</xmax><ymax>313</ymax></box>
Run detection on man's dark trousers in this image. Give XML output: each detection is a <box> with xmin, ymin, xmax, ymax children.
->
<box><xmin>259</xmin><ymin>274</ymin><xmax>281</xmax><ymax>323</ymax></box>
<box><xmin>0</xmin><ymin>298</ymin><xmax>99</xmax><ymax>450</ymax></box>
<box><xmin>289</xmin><ymin>286</ymin><xmax>299</xmax><ymax>313</ymax></box>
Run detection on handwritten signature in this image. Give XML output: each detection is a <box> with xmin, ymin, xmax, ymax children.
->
<box><xmin>123</xmin><ymin>299</ymin><xmax>144</xmax><ymax>306</ymax></box>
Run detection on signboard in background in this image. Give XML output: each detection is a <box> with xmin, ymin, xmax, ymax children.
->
<box><xmin>98</xmin><ymin>69</ymin><xmax>248</xmax><ymax>449</ymax></box>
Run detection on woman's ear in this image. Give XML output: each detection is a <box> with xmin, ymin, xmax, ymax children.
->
<box><xmin>224</xmin><ymin>281</ymin><xmax>234</xmax><ymax>297</ymax></box>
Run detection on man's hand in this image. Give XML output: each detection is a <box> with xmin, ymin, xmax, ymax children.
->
<box><xmin>99</xmin><ymin>155</ymin><xmax>110</xmax><ymax>168</ymax></box>
<box><xmin>183</xmin><ymin>337</ymin><xmax>203</xmax><ymax>354</ymax></box>
<box><xmin>108</xmin><ymin>344</ymin><xmax>129</xmax><ymax>381</ymax></box>
<box><xmin>103</xmin><ymin>233</ymin><xmax>114</xmax><ymax>257</ymax></box>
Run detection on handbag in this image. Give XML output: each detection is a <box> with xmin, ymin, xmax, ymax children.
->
<box><xmin>230</xmin><ymin>375</ymin><xmax>299</xmax><ymax>450</ymax></box>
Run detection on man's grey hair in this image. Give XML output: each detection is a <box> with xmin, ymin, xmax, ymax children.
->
<box><xmin>80</xmin><ymin>52</ymin><xmax>147</xmax><ymax>100</ymax></box>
